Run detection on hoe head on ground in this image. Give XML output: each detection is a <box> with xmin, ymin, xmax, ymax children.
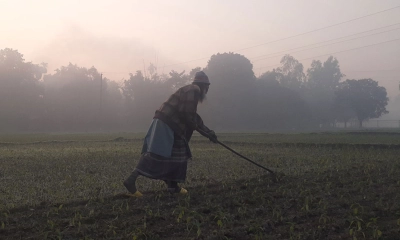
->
<box><xmin>269</xmin><ymin>171</ymin><xmax>285</xmax><ymax>183</ymax></box>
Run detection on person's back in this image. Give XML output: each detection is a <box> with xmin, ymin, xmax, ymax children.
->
<box><xmin>155</xmin><ymin>84</ymin><xmax>201</xmax><ymax>139</ymax></box>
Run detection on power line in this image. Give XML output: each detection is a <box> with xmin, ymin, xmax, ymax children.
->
<box><xmin>163</xmin><ymin>5</ymin><xmax>400</xmax><ymax>68</ymax></box>
<box><xmin>235</xmin><ymin>5</ymin><xmax>400</xmax><ymax>52</ymax></box>
<box><xmin>102</xmin><ymin>72</ymin><xmax>132</xmax><ymax>74</ymax></box>
<box><xmin>345</xmin><ymin>69</ymin><xmax>399</xmax><ymax>73</ymax></box>
<box><xmin>255</xmin><ymin>37</ymin><xmax>400</xmax><ymax>71</ymax></box>
<box><xmin>252</xmin><ymin>27</ymin><xmax>400</xmax><ymax>62</ymax></box>
<box><xmin>103</xmin><ymin>20</ymin><xmax>400</xmax><ymax>76</ymax></box>
<box><xmin>250</xmin><ymin>24</ymin><xmax>400</xmax><ymax>62</ymax></box>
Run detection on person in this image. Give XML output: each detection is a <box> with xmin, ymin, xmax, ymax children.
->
<box><xmin>123</xmin><ymin>71</ymin><xmax>217</xmax><ymax>197</ymax></box>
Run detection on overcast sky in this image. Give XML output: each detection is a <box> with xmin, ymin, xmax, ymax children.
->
<box><xmin>1</xmin><ymin>0</ymin><xmax>400</xmax><ymax>100</ymax></box>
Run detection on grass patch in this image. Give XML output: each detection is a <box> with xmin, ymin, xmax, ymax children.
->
<box><xmin>1</xmin><ymin>132</ymin><xmax>400</xmax><ymax>239</ymax></box>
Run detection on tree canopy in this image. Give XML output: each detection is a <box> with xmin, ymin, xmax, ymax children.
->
<box><xmin>334</xmin><ymin>79</ymin><xmax>388</xmax><ymax>127</ymax></box>
<box><xmin>0</xmin><ymin>48</ymin><xmax>391</xmax><ymax>132</ymax></box>
<box><xmin>0</xmin><ymin>48</ymin><xmax>47</xmax><ymax>131</ymax></box>
<box><xmin>43</xmin><ymin>63</ymin><xmax>123</xmax><ymax>131</ymax></box>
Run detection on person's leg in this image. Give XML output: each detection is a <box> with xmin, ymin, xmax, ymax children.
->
<box><xmin>166</xmin><ymin>180</ymin><xmax>179</xmax><ymax>193</ymax></box>
<box><xmin>123</xmin><ymin>169</ymin><xmax>142</xmax><ymax>196</ymax></box>
<box><xmin>164</xmin><ymin>180</ymin><xmax>187</xmax><ymax>194</ymax></box>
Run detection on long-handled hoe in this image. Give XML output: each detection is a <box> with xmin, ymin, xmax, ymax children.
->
<box><xmin>197</xmin><ymin>129</ymin><xmax>284</xmax><ymax>183</ymax></box>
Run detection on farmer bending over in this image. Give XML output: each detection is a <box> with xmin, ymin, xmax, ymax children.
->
<box><xmin>123</xmin><ymin>71</ymin><xmax>217</xmax><ymax>197</ymax></box>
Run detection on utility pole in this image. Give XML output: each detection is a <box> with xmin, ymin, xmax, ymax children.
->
<box><xmin>99</xmin><ymin>73</ymin><xmax>103</xmax><ymax>131</ymax></box>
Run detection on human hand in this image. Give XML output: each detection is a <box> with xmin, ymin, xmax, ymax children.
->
<box><xmin>208</xmin><ymin>130</ymin><xmax>218</xmax><ymax>143</ymax></box>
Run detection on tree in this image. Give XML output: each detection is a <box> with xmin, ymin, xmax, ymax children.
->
<box><xmin>258</xmin><ymin>70</ymin><xmax>282</xmax><ymax>87</ymax></box>
<box><xmin>334</xmin><ymin>79</ymin><xmax>388</xmax><ymax>127</ymax></box>
<box><xmin>275</xmin><ymin>55</ymin><xmax>305</xmax><ymax>90</ymax></box>
<box><xmin>165</xmin><ymin>70</ymin><xmax>189</xmax><ymax>90</ymax></box>
<box><xmin>205</xmin><ymin>52</ymin><xmax>255</xmax><ymax>92</ymax></box>
<box><xmin>0</xmin><ymin>48</ymin><xmax>47</xmax><ymax>131</ymax></box>
<box><xmin>43</xmin><ymin>63</ymin><xmax>122</xmax><ymax>131</ymax></box>
<box><xmin>332</xmin><ymin>97</ymin><xmax>355</xmax><ymax>128</ymax></box>
<box><xmin>99</xmin><ymin>79</ymin><xmax>124</xmax><ymax>130</ymax></box>
<box><xmin>307</xmin><ymin>56</ymin><xmax>344</xmax><ymax>90</ymax></box>
<box><xmin>251</xmin><ymin>74</ymin><xmax>312</xmax><ymax>130</ymax></box>
<box><xmin>122</xmin><ymin>70</ymin><xmax>170</xmax><ymax>130</ymax></box>
<box><xmin>385</xmin><ymin>94</ymin><xmax>400</xmax><ymax>120</ymax></box>
<box><xmin>189</xmin><ymin>67</ymin><xmax>202</xmax><ymax>79</ymax></box>
<box><xmin>203</xmin><ymin>52</ymin><xmax>256</xmax><ymax>129</ymax></box>
<box><xmin>304</xmin><ymin>56</ymin><xmax>345</xmax><ymax>128</ymax></box>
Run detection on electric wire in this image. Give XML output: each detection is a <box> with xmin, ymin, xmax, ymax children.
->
<box><xmin>163</xmin><ymin>5</ymin><xmax>400</xmax><ymax>67</ymax></box>
<box><xmin>250</xmin><ymin>24</ymin><xmax>400</xmax><ymax>62</ymax></box>
<box><xmin>101</xmin><ymin>7</ymin><xmax>400</xmax><ymax>77</ymax></box>
<box><xmin>235</xmin><ymin>6</ymin><xmax>400</xmax><ymax>52</ymax></box>
<box><xmin>254</xmin><ymin>37</ymin><xmax>400</xmax><ymax>71</ymax></box>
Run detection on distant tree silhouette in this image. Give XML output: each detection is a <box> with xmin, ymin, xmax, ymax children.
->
<box><xmin>122</xmin><ymin>70</ymin><xmax>170</xmax><ymax>130</ymax></box>
<box><xmin>303</xmin><ymin>56</ymin><xmax>345</xmax><ymax>128</ymax></box>
<box><xmin>253</xmin><ymin>74</ymin><xmax>312</xmax><ymax>130</ymax></box>
<box><xmin>166</xmin><ymin>70</ymin><xmax>189</xmax><ymax>90</ymax></box>
<box><xmin>43</xmin><ymin>63</ymin><xmax>123</xmax><ymax>131</ymax></box>
<box><xmin>307</xmin><ymin>56</ymin><xmax>344</xmax><ymax>90</ymax></box>
<box><xmin>334</xmin><ymin>79</ymin><xmax>388</xmax><ymax>127</ymax></box>
<box><xmin>275</xmin><ymin>55</ymin><xmax>305</xmax><ymax>90</ymax></box>
<box><xmin>1</xmin><ymin>48</ymin><xmax>391</xmax><ymax>132</ymax></box>
<box><xmin>203</xmin><ymin>52</ymin><xmax>256</xmax><ymax>130</ymax></box>
<box><xmin>0</xmin><ymin>48</ymin><xmax>47</xmax><ymax>131</ymax></box>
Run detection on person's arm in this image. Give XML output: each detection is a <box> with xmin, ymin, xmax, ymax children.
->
<box><xmin>195</xmin><ymin>114</ymin><xmax>218</xmax><ymax>143</ymax></box>
<box><xmin>181</xmin><ymin>87</ymin><xmax>200</xmax><ymax>131</ymax></box>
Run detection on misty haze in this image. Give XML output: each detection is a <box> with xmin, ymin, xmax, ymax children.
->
<box><xmin>1</xmin><ymin>1</ymin><xmax>400</xmax><ymax>132</ymax></box>
<box><xmin>1</xmin><ymin>1</ymin><xmax>400</xmax><ymax>239</ymax></box>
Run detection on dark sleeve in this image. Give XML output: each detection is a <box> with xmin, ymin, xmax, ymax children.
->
<box><xmin>195</xmin><ymin>113</ymin><xmax>211</xmax><ymax>137</ymax></box>
<box><xmin>181</xmin><ymin>88</ymin><xmax>200</xmax><ymax>130</ymax></box>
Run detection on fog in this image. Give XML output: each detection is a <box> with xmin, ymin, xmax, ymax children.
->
<box><xmin>1</xmin><ymin>0</ymin><xmax>400</xmax><ymax>132</ymax></box>
<box><xmin>33</xmin><ymin>25</ymin><xmax>178</xmax><ymax>80</ymax></box>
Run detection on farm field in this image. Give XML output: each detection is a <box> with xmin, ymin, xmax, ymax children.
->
<box><xmin>1</xmin><ymin>132</ymin><xmax>400</xmax><ymax>239</ymax></box>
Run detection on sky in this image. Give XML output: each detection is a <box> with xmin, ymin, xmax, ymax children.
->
<box><xmin>1</xmin><ymin>0</ymin><xmax>400</xmax><ymax>105</ymax></box>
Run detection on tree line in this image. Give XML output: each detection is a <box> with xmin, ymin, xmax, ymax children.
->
<box><xmin>0</xmin><ymin>48</ymin><xmax>389</xmax><ymax>132</ymax></box>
